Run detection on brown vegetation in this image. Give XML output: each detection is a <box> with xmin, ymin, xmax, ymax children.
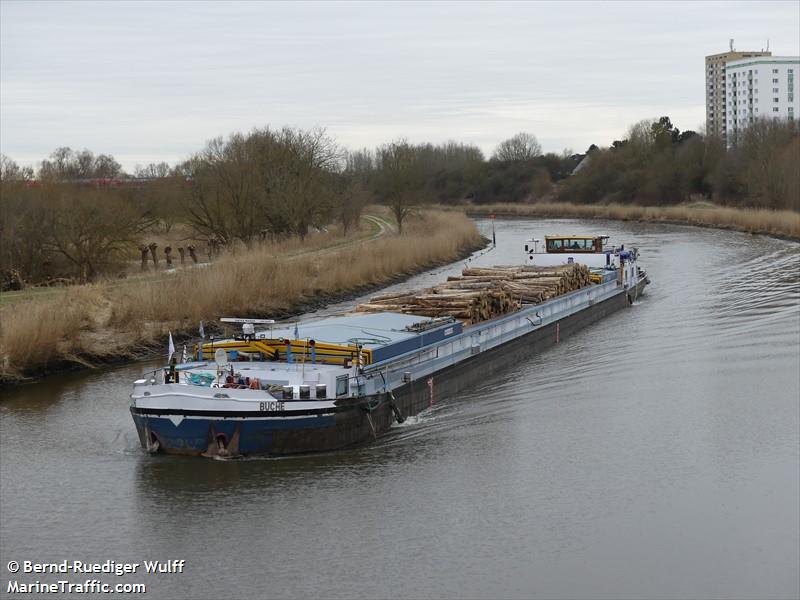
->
<box><xmin>455</xmin><ymin>202</ymin><xmax>800</xmax><ymax>240</ymax></box>
<box><xmin>4</xmin><ymin>116</ymin><xmax>796</xmax><ymax>289</ymax></box>
<box><xmin>1</xmin><ymin>115</ymin><xmax>796</xmax><ymax>382</ymax></box>
<box><xmin>0</xmin><ymin>210</ymin><xmax>483</xmax><ymax>384</ymax></box>
<box><xmin>557</xmin><ymin>118</ymin><xmax>800</xmax><ymax>212</ymax></box>
<box><xmin>0</xmin><ymin>128</ymin><xmax>369</xmax><ymax>287</ymax></box>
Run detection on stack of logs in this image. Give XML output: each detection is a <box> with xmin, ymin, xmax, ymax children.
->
<box><xmin>355</xmin><ymin>264</ymin><xmax>592</xmax><ymax>324</ymax></box>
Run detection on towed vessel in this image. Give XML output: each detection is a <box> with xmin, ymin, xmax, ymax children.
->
<box><xmin>130</xmin><ymin>234</ymin><xmax>649</xmax><ymax>457</ymax></box>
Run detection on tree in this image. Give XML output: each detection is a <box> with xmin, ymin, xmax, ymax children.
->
<box><xmin>269</xmin><ymin>127</ymin><xmax>342</xmax><ymax>240</ymax></box>
<box><xmin>139</xmin><ymin>176</ymin><xmax>187</xmax><ymax>233</ymax></box>
<box><xmin>626</xmin><ymin>120</ymin><xmax>657</xmax><ymax>152</ymax></box>
<box><xmin>184</xmin><ymin>134</ymin><xmax>262</xmax><ymax>245</ymax></box>
<box><xmin>651</xmin><ymin>116</ymin><xmax>680</xmax><ymax>148</ymax></box>
<box><xmin>530</xmin><ymin>167</ymin><xmax>553</xmax><ymax>199</ymax></box>
<box><xmin>734</xmin><ymin>118</ymin><xmax>800</xmax><ymax>209</ymax></box>
<box><xmin>183</xmin><ymin>127</ymin><xmax>342</xmax><ymax>245</ymax></box>
<box><xmin>0</xmin><ymin>154</ymin><xmax>34</xmax><ymax>182</ymax></box>
<box><xmin>134</xmin><ymin>162</ymin><xmax>172</xmax><ymax>178</ymax></box>
<box><xmin>375</xmin><ymin>140</ymin><xmax>424</xmax><ymax>233</ymax></box>
<box><xmin>38</xmin><ymin>147</ymin><xmax>122</xmax><ymax>180</ymax></box>
<box><xmin>337</xmin><ymin>149</ymin><xmax>375</xmax><ymax>234</ymax></box>
<box><xmin>0</xmin><ymin>181</ymin><xmax>48</xmax><ymax>281</ymax></box>
<box><xmin>38</xmin><ymin>185</ymin><xmax>148</xmax><ymax>281</ymax></box>
<box><xmin>333</xmin><ymin>174</ymin><xmax>369</xmax><ymax>235</ymax></box>
<box><xmin>492</xmin><ymin>132</ymin><xmax>542</xmax><ymax>161</ymax></box>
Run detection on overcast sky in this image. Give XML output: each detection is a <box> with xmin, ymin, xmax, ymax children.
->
<box><xmin>2</xmin><ymin>0</ymin><xmax>799</xmax><ymax>171</ymax></box>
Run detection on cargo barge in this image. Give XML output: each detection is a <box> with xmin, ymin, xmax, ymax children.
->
<box><xmin>130</xmin><ymin>235</ymin><xmax>649</xmax><ymax>457</ymax></box>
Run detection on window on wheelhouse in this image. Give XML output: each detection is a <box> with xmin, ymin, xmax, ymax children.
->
<box><xmin>546</xmin><ymin>237</ymin><xmax>600</xmax><ymax>253</ymax></box>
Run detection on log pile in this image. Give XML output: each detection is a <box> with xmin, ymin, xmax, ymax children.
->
<box><xmin>355</xmin><ymin>264</ymin><xmax>592</xmax><ymax>325</ymax></box>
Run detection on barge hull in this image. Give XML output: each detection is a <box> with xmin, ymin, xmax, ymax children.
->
<box><xmin>132</xmin><ymin>280</ymin><xmax>645</xmax><ymax>457</ymax></box>
<box><xmin>131</xmin><ymin>401</ymin><xmax>394</xmax><ymax>457</ymax></box>
<box><xmin>387</xmin><ymin>284</ymin><xmax>637</xmax><ymax>421</ymax></box>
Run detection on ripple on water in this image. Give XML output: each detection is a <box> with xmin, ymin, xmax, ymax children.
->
<box><xmin>1</xmin><ymin>219</ymin><xmax>798</xmax><ymax>600</ymax></box>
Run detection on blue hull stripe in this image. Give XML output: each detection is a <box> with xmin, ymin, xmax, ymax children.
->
<box><xmin>132</xmin><ymin>414</ymin><xmax>337</xmax><ymax>454</ymax></box>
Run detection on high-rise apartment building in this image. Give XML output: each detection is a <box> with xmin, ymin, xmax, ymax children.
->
<box><xmin>705</xmin><ymin>44</ymin><xmax>771</xmax><ymax>139</ymax></box>
<box><xmin>725</xmin><ymin>56</ymin><xmax>800</xmax><ymax>143</ymax></box>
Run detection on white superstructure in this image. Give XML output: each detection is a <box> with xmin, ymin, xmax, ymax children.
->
<box><xmin>725</xmin><ymin>55</ymin><xmax>799</xmax><ymax>143</ymax></box>
<box><xmin>524</xmin><ymin>235</ymin><xmax>644</xmax><ymax>291</ymax></box>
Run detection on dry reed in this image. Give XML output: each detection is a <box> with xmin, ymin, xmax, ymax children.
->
<box><xmin>0</xmin><ymin>210</ymin><xmax>482</xmax><ymax>384</ymax></box>
<box><xmin>455</xmin><ymin>202</ymin><xmax>800</xmax><ymax>240</ymax></box>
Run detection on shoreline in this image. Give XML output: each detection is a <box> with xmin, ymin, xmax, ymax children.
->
<box><xmin>5</xmin><ymin>201</ymin><xmax>798</xmax><ymax>388</ymax></box>
<box><xmin>0</xmin><ymin>212</ymin><xmax>486</xmax><ymax>388</ymax></box>
<box><xmin>5</xmin><ymin>240</ymin><xmax>488</xmax><ymax>387</ymax></box>
<box><xmin>450</xmin><ymin>202</ymin><xmax>800</xmax><ymax>241</ymax></box>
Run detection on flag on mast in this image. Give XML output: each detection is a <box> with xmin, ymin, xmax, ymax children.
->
<box><xmin>199</xmin><ymin>321</ymin><xmax>205</xmax><ymax>339</ymax></box>
<box><xmin>168</xmin><ymin>331</ymin><xmax>175</xmax><ymax>362</ymax></box>
<box><xmin>181</xmin><ymin>344</ymin><xmax>188</xmax><ymax>363</ymax></box>
<box><xmin>293</xmin><ymin>322</ymin><xmax>299</xmax><ymax>340</ymax></box>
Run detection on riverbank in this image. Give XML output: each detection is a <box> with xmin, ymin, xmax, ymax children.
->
<box><xmin>0</xmin><ymin>210</ymin><xmax>485</xmax><ymax>386</ymax></box>
<box><xmin>453</xmin><ymin>202</ymin><xmax>800</xmax><ymax>241</ymax></box>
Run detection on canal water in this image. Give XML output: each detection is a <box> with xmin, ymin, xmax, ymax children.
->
<box><xmin>1</xmin><ymin>219</ymin><xmax>798</xmax><ymax>599</ymax></box>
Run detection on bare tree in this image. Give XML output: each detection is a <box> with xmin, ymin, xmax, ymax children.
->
<box><xmin>39</xmin><ymin>186</ymin><xmax>147</xmax><ymax>282</ymax></box>
<box><xmin>736</xmin><ymin>118</ymin><xmax>800</xmax><ymax>209</ymax></box>
<box><xmin>0</xmin><ymin>179</ymin><xmax>48</xmax><ymax>281</ymax></box>
<box><xmin>345</xmin><ymin>148</ymin><xmax>375</xmax><ymax>174</ymax></box>
<box><xmin>185</xmin><ymin>127</ymin><xmax>342</xmax><ymax>244</ymax></box>
<box><xmin>492</xmin><ymin>133</ymin><xmax>542</xmax><ymax>161</ymax></box>
<box><xmin>139</xmin><ymin>176</ymin><xmax>186</xmax><ymax>234</ymax></box>
<box><xmin>375</xmin><ymin>140</ymin><xmax>424</xmax><ymax>233</ymax></box>
<box><xmin>626</xmin><ymin>119</ymin><xmax>657</xmax><ymax>153</ymax></box>
<box><xmin>139</xmin><ymin>246</ymin><xmax>149</xmax><ymax>271</ymax></box>
<box><xmin>530</xmin><ymin>167</ymin><xmax>553</xmax><ymax>199</ymax></box>
<box><xmin>269</xmin><ymin>127</ymin><xmax>342</xmax><ymax>240</ymax></box>
<box><xmin>336</xmin><ymin>176</ymin><xmax>370</xmax><ymax>235</ymax></box>
<box><xmin>39</xmin><ymin>147</ymin><xmax>123</xmax><ymax>180</ymax></box>
<box><xmin>333</xmin><ymin>149</ymin><xmax>375</xmax><ymax>234</ymax></box>
<box><xmin>133</xmin><ymin>162</ymin><xmax>172</xmax><ymax>178</ymax></box>
<box><xmin>148</xmin><ymin>243</ymin><xmax>158</xmax><ymax>267</ymax></box>
<box><xmin>0</xmin><ymin>154</ymin><xmax>34</xmax><ymax>182</ymax></box>
<box><xmin>184</xmin><ymin>134</ymin><xmax>262</xmax><ymax>245</ymax></box>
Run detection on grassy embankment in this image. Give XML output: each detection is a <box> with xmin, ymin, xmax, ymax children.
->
<box><xmin>0</xmin><ymin>210</ymin><xmax>484</xmax><ymax>385</ymax></box>
<box><xmin>0</xmin><ymin>214</ymin><xmax>391</xmax><ymax>306</ymax></box>
<box><xmin>456</xmin><ymin>202</ymin><xmax>800</xmax><ymax>240</ymax></box>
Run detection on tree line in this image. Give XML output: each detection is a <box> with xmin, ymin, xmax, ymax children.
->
<box><xmin>557</xmin><ymin>117</ymin><xmax>799</xmax><ymax>211</ymax></box>
<box><xmin>2</xmin><ymin>117</ymin><xmax>798</xmax><ymax>287</ymax></box>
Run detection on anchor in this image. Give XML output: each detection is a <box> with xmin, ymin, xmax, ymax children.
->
<box><xmin>144</xmin><ymin>426</ymin><xmax>161</xmax><ymax>454</ymax></box>
<box><xmin>201</xmin><ymin>424</ymin><xmax>242</xmax><ymax>459</ymax></box>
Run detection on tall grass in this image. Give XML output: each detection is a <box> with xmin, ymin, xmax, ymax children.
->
<box><xmin>0</xmin><ymin>210</ymin><xmax>483</xmax><ymax>384</ymax></box>
<box><xmin>456</xmin><ymin>202</ymin><xmax>800</xmax><ymax>240</ymax></box>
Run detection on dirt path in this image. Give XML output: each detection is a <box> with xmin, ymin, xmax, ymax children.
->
<box><xmin>280</xmin><ymin>214</ymin><xmax>396</xmax><ymax>261</ymax></box>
